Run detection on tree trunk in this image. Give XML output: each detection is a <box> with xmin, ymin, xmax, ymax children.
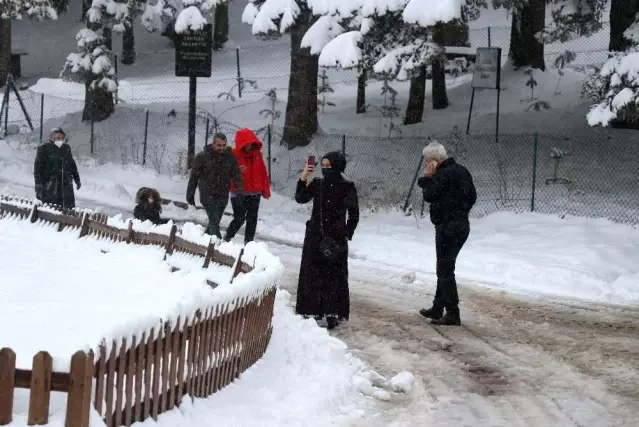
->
<box><xmin>509</xmin><ymin>1</ymin><xmax>546</xmax><ymax>70</ymax></box>
<box><xmin>609</xmin><ymin>0</ymin><xmax>639</xmax><ymax>52</ymax></box>
<box><xmin>82</xmin><ymin>81</ymin><xmax>114</xmax><ymax>122</ymax></box>
<box><xmin>403</xmin><ymin>65</ymin><xmax>427</xmax><ymax>124</ymax></box>
<box><xmin>213</xmin><ymin>1</ymin><xmax>229</xmax><ymax>51</ymax></box>
<box><xmin>431</xmin><ymin>25</ymin><xmax>449</xmax><ymax>110</ymax></box>
<box><xmin>0</xmin><ymin>19</ymin><xmax>11</xmax><ymax>88</ymax></box>
<box><xmin>121</xmin><ymin>20</ymin><xmax>136</xmax><ymax>65</ymax></box>
<box><xmin>81</xmin><ymin>0</ymin><xmax>90</xmax><ymax>20</ymax></box>
<box><xmin>356</xmin><ymin>69</ymin><xmax>366</xmax><ymax>114</ymax></box>
<box><xmin>103</xmin><ymin>27</ymin><xmax>113</xmax><ymax>51</ymax></box>
<box><xmin>282</xmin><ymin>16</ymin><xmax>318</xmax><ymax>148</ymax></box>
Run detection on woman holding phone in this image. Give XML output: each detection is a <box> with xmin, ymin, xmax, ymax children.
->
<box><xmin>294</xmin><ymin>151</ymin><xmax>360</xmax><ymax>329</ymax></box>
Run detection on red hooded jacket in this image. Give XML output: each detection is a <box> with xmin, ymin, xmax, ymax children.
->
<box><xmin>230</xmin><ymin>128</ymin><xmax>271</xmax><ymax>198</ymax></box>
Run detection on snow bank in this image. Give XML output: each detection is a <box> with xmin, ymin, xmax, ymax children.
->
<box><xmin>0</xmin><ymin>203</ymin><xmax>283</xmax><ymax>372</ymax></box>
<box><xmin>175</xmin><ymin>6</ymin><xmax>208</xmax><ymax>33</ymax></box>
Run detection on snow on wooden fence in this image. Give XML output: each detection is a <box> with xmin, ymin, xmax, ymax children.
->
<box><xmin>0</xmin><ymin>196</ymin><xmax>277</xmax><ymax>427</ymax></box>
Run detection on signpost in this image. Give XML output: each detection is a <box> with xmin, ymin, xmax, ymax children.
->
<box><xmin>175</xmin><ymin>23</ymin><xmax>212</xmax><ymax>168</ymax></box>
<box><xmin>466</xmin><ymin>47</ymin><xmax>502</xmax><ymax>142</ymax></box>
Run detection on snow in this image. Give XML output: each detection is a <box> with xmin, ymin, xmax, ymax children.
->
<box><xmin>174</xmin><ymin>6</ymin><xmax>208</xmax><ymax>33</ymax></box>
<box><xmin>301</xmin><ymin>15</ymin><xmax>345</xmax><ymax>55</ymax></box>
<box><xmin>402</xmin><ymin>0</ymin><xmax>462</xmax><ymax>26</ymax></box>
<box><xmin>390</xmin><ymin>371</ymin><xmax>415</xmax><ymax>393</ymax></box>
<box><xmin>318</xmin><ymin>31</ymin><xmax>363</xmax><ymax>68</ymax></box>
<box><xmin>0</xmin><ymin>206</ymin><xmax>282</xmax><ymax>372</ymax></box>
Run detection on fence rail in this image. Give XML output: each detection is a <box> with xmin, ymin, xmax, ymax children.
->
<box><xmin>0</xmin><ymin>195</ymin><xmax>277</xmax><ymax>427</ymax></box>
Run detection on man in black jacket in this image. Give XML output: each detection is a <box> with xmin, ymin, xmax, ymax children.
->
<box><xmin>34</xmin><ymin>127</ymin><xmax>81</xmax><ymax>209</ymax></box>
<box><xmin>186</xmin><ymin>133</ymin><xmax>244</xmax><ymax>239</ymax></box>
<box><xmin>417</xmin><ymin>140</ymin><xmax>476</xmax><ymax>326</ymax></box>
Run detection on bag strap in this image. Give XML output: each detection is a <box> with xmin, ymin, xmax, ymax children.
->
<box><xmin>318</xmin><ymin>179</ymin><xmax>325</xmax><ymax>237</ymax></box>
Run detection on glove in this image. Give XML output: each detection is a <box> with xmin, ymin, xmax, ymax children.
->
<box><xmin>75</xmin><ymin>180</ymin><xmax>81</xmax><ymax>190</ymax></box>
<box><xmin>35</xmin><ymin>184</ymin><xmax>43</xmax><ymax>201</ymax></box>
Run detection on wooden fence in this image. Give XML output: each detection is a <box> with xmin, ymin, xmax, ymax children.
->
<box><xmin>0</xmin><ymin>196</ymin><xmax>278</xmax><ymax>427</ymax></box>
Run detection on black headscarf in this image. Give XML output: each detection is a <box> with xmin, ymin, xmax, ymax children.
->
<box><xmin>322</xmin><ymin>151</ymin><xmax>346</xmax><ymax>173</ymax></box>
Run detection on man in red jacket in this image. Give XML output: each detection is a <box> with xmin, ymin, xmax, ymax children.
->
<box><xmin>224</xmin><ymin>128</ymin><xmax>271</xmax><ymax>244</ymax></box>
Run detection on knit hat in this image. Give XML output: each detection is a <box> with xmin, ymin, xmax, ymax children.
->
<box><xmin>49</xmin><ymin>127</ymin><xmax>65</xmax><ymax>140</ymax></box>
<box><xmin>322</xmin><ymin>151</ymin><xmax>347</xmax><ymax>173</ymax></box>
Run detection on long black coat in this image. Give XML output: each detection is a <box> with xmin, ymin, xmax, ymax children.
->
<box><xmin>294</xmin><ymin>177</ymin><xmax>359</xmax><ymax>320</ymax></box>
<box><xmin>33</xmin><ymin>142</ymin><xmax>80</xmax><ymax>209</ymax></box>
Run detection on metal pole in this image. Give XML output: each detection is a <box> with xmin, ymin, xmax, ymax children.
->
<box><xmin>90</xmin><ymin>106</ymin><xmax>95</xmax><ymax>155</ymax></box>
<box><xmin>488</xmin><ymin>26</ymin><xmax>492</xmax><ymax>47</ymax></box>
<box><xmin>236</xmin><ymin>47</ymin><xmax>242</xmax><ymax>98</ymax></box>
<box><xmin>204</xmin><ymin>117</ymin><xmax>210</xmax><ymax>149</ymax></box>
<box><xmin>402</xmin><ymin>154</ymin><xmax>424</xmax><ymax>212</ymax></box>
<box><xmin>187</xmin><ymin>75</ymin><xmax>197</xmax><ymax>169</ymax></box>
<box><xmin>114</xmin><ymin>54</ymin><xmax>119</xmax><ymax>105</ymax></box>
<box><xmin>142</xmin><ymin>109</ymin><xmax>149</xmax><ymax>165</ymax></box>
<box><xmin>341</xmin><ymin>134</ymin><xmax>346</xmax><ymax>157</ymax></box>
<box><xmin>530</xmin><ymin>133</ymin><xmax>538</xmax><ymax>212</ymax></box>
<box><xmin>39</xmin><ymin>94</ymin><xmax>44</xmax><ymax>142</ymax></box>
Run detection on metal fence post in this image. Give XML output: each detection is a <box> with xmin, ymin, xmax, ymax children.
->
<box><xmin>204</xmin><ymin>117</ymin><xmax>210</xmax><ymax>149</ymax></box>
<box><xmin>402</xmin><ymin>154</ymin><xmax>424</xmax><ymax>212</ymax></box>
<box><xmin>39</xmin><ymin>94</ymin><xmax>44</xmax><ymax>142</ymax></box>
<box><xmin>267</xmin><ymin>124</ymin><xmax>272</xmax><ymax>184</ymax></box>
<box><xmin>530</xmin><ymin>133</ymin><xmax>538</xmax><ymax>212</ymax></box>
<box><xmin>236</xmin><ymin>47</ymin><xmax>242</xmax><ymax>98</ymax></box>
<box><xmin>341</xmin><ymin>134</ymin><xmax>346</xmax><ymax>156</ymax></box>
<box><xmin>487</xmin><ymin>26</ymin><xmax>492</xmax><ymax>47</ymax></box>
<box><xmin>142</xmin><ymin>109</ymin><xmax>149</xmax><ymax>165</ymax></box>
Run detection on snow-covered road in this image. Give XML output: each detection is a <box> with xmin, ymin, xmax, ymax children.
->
<box><xmin>271</xmin><ymin>242</ymin><xmax>639</xmax><ymax>427</ymax></box>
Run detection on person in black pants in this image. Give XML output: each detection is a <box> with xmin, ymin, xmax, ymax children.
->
<box><xmin>417</xmin><ymin>140</ymin><xmax>476</xmax><ymax>326</ymax></box>
<box><xmin>224</xmin><ymin>128</ymin><xmax>271</xmax><ymax>244</ymax></box>
<box><xmin>186</xmin><ymin>133</ymin><xmax>244</xmax><ymax>239</ymax></box>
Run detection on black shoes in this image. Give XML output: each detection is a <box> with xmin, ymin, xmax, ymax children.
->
<box><xmin>419</xmin><ymin>307</ymin><xmax>443</xmax><ymax>319</ymax></box>
<box><xmin>420</xmin><ymin>307</ymin><xmax>461</xmax><ymax>326</ymax></box>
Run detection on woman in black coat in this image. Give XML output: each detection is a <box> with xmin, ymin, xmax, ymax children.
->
<box><xmin>33</xmin><ymin>128</ymin><xmax>81</xmax><ymax>209</ymax></box>
<box><xmin>294</xmin><ymin>151</ymin><xmax>359</xmax><ymax>329</ymax></box>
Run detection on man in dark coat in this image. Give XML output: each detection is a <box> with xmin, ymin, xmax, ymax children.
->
<box><xmin>417</xmin><ymin>140</ymin><xmax>476</xmax><ymax>326</ymax></box>
<box><xmin>33</xmin><ymin>127</ymin><xmax>81</xmax><ymax>209</ymax></box>
<box><xmin>294</xmin><ymin>151</ymin><xmax>359</xmax><ymax>329</ymax></box>
<box><xmin>186</xmin><ymin>133</ymin><xmax>244</xmax><ymax>239</ymax></box>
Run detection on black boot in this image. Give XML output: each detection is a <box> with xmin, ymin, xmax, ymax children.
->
<box><xmin>419</xmin><ymin>307</ymin><xmax>443</xmax><ymax>320</ymax></box>
<box><xmin>430</xmin><ymin>308</ymin><xmax>461</xmax><ymax>326</ymax></box>
<box><xmin>326</xmin><ymin>316</ymin><xmax>339</xmax><ymax>330</ymax></box>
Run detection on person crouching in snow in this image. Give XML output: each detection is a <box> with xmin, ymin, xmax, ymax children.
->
<box><xmin>224</xmin><ymin>128</ymin><xmax>271</xmax><ymax>244</ymax></box>
<box><xmin>134</xmin><ymin>187</ymin><xmax>169</xmax><ymax>225</ymax></box>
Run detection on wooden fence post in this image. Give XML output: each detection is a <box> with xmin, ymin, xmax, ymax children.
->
<box><xmin>79</xmin><ymin>213</ymin><xmax>90</xmax><ymax>238</ymax></box>
<box><xmin>202</xmin><ymin>238</ymin><xmax>217</xmax><ymax>268</ymax></box>
<box><xmin>126</xmin><ymin>220</ymin><xmax>134</xmax><ymax>244</ymax></box>
<box><xmin>0</xmin><ymin>348</ymin><xmax>16</xmax><ymax>425</ymax></box>
<box><xmin>230</xmin><ymin>248</ymin><xmax>244</xmax><ymax>282</ymax></box>
<box><xmin>29</xmin><ymin>204</ymin><xmax>38</xmax><ymax>224</ymax></box>
<box><xmin>165</xmin><ymin>224</ymin><xmax>177</xmax><ymax>258</ymax></box>
<box><xmin>28</xmin><ymin>351</ymin><xmax>53</xmax><ymax>425</ymax></box>
<box><xmin>65</xmin><ymin>351</ymin><xmax>94</xmax><ymax>427</ymax></box>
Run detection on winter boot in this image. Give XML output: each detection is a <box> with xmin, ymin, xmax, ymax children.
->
<box><xmin>326</xmin><ymin>316</ymin><xmax>339</xmax><ymax>330</ymax></box>
<box><xmin>419</xmin><ymin>307</ymin><xmax>443</xmax><ymax>320</ymax></box>
<box><xmin>430</xmin><ymin>308</ymin><xmax>461</xmax><ymax>326</ymax></box>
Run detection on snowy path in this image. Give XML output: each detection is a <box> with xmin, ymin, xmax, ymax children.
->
<box><xmin>270</xmin><ymin>242</ymin><xmax>639</xmax><ymax>426</ymax></box>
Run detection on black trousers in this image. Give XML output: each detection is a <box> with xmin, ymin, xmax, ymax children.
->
<box><xmin>433</xmin><ymin>219</ymin><xmax>470</xmax><ymax>311</ymax></box>
<box><xmin>225</xmin><ymin>195</ymin><xmax>261</xmax><ymax>243</ymax></box>
<box><xmin>203</xmin><ymin>197</ymin><xmax>229</xmax><ymax>239</ymax></box>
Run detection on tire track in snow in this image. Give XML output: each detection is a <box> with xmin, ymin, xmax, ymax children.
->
<box><xmin>270</xmin><ymin>242</ymin><xmax>638</xmax><ymax>426</ymax></box>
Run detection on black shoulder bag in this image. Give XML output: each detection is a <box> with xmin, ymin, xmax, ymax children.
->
<box><xmin>318</xmin><ymin>180</ymin><xmax>341</xmax><ymax>260</ymax></box>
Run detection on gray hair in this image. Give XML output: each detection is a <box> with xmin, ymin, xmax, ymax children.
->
<box><xmin>422</xmin><ymin>140</ymin><xmax>448</xmax><ymax>162</ymax></box>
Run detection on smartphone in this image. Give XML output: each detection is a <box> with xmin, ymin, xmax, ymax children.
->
<box><xmin>307</xmin><ymin>155</ymin><xmax>315</xmax><ymax>166</ymax></box>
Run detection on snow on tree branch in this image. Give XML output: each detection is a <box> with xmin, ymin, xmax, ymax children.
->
<box><xmin>0</xmin><ymin>0</ymin><xmax>59</xmax><ymax>20</ymax></box>
<box><xmin>585</xmin><ymin>51</ymin><xmax>639</xmax><ymax>127</ymax></box>
<box><xmin>318</xmin><ymin>31</ymin><xmax>362</xmax><ymax>68</ymax></box>
<box><xmin>174</xmin><ymin>5</ymin><xmax>206</xmax><ymax>32</ymax></box>
<box><xmin>301</xmin><ymin>15</ymin><xmax>345</xmax><ymax>55</ymax></box>
<box><xmin>61</xmin><ymin>28</ymin><xmax>117</xmax><ymax>92</ymax></box>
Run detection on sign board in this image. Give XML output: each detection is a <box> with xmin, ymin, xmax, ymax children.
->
<box><xmin>175</xmin><ymin>24</ymin><xmax>213</xmax><ymax>78</ymax></box>
<box><xmin>471</xmin><ymin>47</ymin><xmax>501</xmax><ymax>90</ymax></box>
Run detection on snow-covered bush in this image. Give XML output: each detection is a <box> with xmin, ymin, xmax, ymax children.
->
<box><xmin>61</xmin><ymin>28</ymin><xmax>116</xmax><ymax>93</ymax></box>
<box><xmin>585</xmin><ymin>51</ymin><xmax>639</xmax><ymax>128</ymax></box>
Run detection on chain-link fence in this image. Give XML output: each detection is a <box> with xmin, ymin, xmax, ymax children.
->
<box><xmin>263</xmin><ymin>127</ymin><xmax>639</xmax><ymax>225</ymax></box>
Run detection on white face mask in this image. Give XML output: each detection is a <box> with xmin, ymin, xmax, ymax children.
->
<box><xmin>54</xmin><ymin>139</ymin><xmax>64</xmax><ymax>147</ymax></box>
